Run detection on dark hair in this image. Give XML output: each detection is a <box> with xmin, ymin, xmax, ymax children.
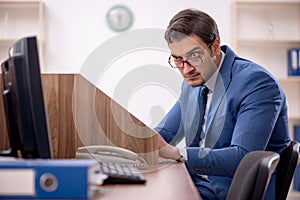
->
<box><xmin>165</xmin><ymin>9</ymin><xmax>220</xmax><ymax>45</ymax></box>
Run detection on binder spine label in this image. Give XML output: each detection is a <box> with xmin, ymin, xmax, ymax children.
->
<box><xmin>288</xmin><ymin>48</ymin><xmax>300</xmax><ymax>76</ymax></box>
<box><xmin>0</xmin><ymin>169</ymin><xmax>35</xmax><ymax>195</ymax></box>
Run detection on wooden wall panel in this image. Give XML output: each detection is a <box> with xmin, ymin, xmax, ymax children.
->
<box><xmin>0</xmin><ymin>75</ymin><xmax>9</xmax><ymax>150</ymax></box>
<box><xmin>42</xmin><ymin>74</ymin><xmax>59</xmax><ymax>158</ymax></box>
<box><xmin>1</xmin><ymin>74</ymin><xmax>158</xmax><ymax>165</ymax></box>
<box><xmin>73</xmin><ymin>74</ymin><xmax>109</xmax><ymax>147</ymax></box>
<box><xmin>57</xmin><ymin>74</ymin><xmax>77</xmax><ymax>158</ymax></box>
<box><xmin>43</xmin><ymin>74</ymin><xmax>77</xmax><ymax>158</ymax></box>
<box><xmin>75</xmin><ymin>75</ymin><xmax>159</xmax><ymax>165</ymax></box>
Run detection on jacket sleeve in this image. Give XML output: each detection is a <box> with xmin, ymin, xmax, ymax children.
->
<box><xmin>154</xmin><ymin>101</ymin><xmax>184</xmax><ymax>146</ymax></box>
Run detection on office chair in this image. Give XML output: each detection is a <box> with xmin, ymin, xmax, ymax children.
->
<box><xmin>276</xmin><ymin>140</ymin><xmax>300</xmax><ymax>200</ymax></box>
<box><xmin>226</xmin><ymin>151</ymin><xmax>280</xmax><ymax>200</ymax></box>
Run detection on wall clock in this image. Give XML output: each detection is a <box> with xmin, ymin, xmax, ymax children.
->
<box><xmin>106</xmin><ymin>5</ymin><xmax>134</xmax><ymax>32</ymax></box>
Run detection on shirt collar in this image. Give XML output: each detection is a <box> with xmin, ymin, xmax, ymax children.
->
<box><xmin>205</xmin><ymin>50</ymin><xmax>225</xmax><ymax>93</ymax></box>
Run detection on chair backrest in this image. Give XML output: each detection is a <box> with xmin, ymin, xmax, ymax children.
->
<box><xmin>276</xmin><ymin>140</ymin><xmax>300</xmax><ymax>200</ymax></box>
<box><xmin>226</xmin><ymin>151</ymin><xmax>280</xmax><ymax>200</ymax></box>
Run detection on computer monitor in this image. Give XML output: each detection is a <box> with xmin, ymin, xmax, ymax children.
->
<box><xmin>0</xmin><ymin>36</ymin><xmax>53</xmax><ymax>159</ymax></box>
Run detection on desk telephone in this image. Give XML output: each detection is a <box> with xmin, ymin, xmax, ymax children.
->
<box><xmin>76</xmin><ymin>145</ymin><xmax>148</xmax><ymax>169</ymax></box>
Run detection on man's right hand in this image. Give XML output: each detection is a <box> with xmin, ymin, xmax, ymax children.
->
<box><xmin>157</xmin><ymin>133</ymin><xmax>181</xmax><ymax>161</ymax></box>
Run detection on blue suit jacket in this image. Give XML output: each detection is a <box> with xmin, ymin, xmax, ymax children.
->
<box><xmin>155</xmin><ymin>45</ymin><xmax>290</xmax><ymax>199</ymax></box>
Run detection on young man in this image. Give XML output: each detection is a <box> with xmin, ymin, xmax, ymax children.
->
<box><xmin>156</xmin><ymin>9</ymin><xmax>290</xmax><ymax>200</ymax></box>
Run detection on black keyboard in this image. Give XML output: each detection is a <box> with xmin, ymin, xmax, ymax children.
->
<box><xmin>96</xmin><ymin>163</ymin><xmax>147</xmax><ymax>184</ymax></box>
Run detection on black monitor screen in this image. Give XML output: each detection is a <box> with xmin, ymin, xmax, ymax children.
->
<box><xmin>0</xmin><ymin>36</ymin><xmax>52</xmax><ymax>159</ymax></box>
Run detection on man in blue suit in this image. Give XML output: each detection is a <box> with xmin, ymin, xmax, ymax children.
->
<box><xmin>156</xmin><ymin>9</ymin><xmax>290</xmax><ymax>200</ymax></box>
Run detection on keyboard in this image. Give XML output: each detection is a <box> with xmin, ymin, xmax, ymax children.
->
<box><xmin>96</xmin><ymin>162</ymin><xmax>147</xmax><ymax>184</ymax></box>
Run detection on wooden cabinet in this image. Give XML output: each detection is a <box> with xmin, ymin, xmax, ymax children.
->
<box><xmin>0</xmin><ymin>0</ymin><xmax>45</xmax><ymax>69</ymax></box>
<box><xmin>231</xmin><ymin>0</ymin><xmax>300</xmax><ymax>140</ymax></box>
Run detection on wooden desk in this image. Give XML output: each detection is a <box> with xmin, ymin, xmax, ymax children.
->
<box><xmin>96</xmin><ymin>162</ymin><xmax>201</xmax><ymax>200</ymax></box>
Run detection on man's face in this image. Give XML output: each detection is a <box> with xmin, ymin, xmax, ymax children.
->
<box><xmin>169</xmin><ymin>34</ymin><xmax>218</xmax><ymax>87</ymax></box>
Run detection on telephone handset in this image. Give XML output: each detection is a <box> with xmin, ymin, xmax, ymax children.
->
<box><xmin>76</xmin><ymin>145</ymin><xmax>148</xmax><ymax>169</ymax></box>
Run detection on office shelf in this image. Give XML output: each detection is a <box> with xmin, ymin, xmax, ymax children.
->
<box><xmin>0</xmin><ymin>0</ymin><xmax>45</xmax><ymax>69</ymax></box>
<box><xmin>231</xmin><ymin>0</ymin><xmax>300</xmax><ymax>138</ymax></box>
<box><xmin>237</xmin><ymin>39</ymin><xmax>300</xmax><ymax>44</ymax></box>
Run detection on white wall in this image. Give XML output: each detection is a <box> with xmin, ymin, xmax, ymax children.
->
<box><xmin>43</xmin><ymin>0</ymin><xmax>235</xmax><ymax>128</ymax></box>
<box><xmin>44</xmin><ymin>0</ymin><xmax>235</xmax><ymax>72</ymax></box>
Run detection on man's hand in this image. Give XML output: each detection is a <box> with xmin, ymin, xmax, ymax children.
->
<box><xmin>157</xmin><ymin>133</ymin><xmax>181</xmax><ymax>161</ymax></box>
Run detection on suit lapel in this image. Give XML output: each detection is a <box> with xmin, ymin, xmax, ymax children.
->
<box><xmin>204</xmin><ymin>45</ymin><xmax>236</xmax><ymax>148</ymax></box>
<box><xmin>205</xmin><ymin>74</ymin><xmax>227</xmax><ymax>147</ymax></box>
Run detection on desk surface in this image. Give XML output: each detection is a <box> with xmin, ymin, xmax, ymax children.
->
<box><xmin>95</xmin><ymin>162</ymin><xmax>201</xmax><ymax>200</ymax></box>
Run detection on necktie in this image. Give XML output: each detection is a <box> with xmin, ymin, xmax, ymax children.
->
<box><xmin>190</xmin><ymin>85</ymin><xmax>209</xmax><ymax>147</ymax></box>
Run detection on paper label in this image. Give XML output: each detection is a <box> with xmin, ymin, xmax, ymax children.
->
<box><xmin>0</xmin><ymin>169</ymin><xmax>35</xmax><ymax>195</ymax></box>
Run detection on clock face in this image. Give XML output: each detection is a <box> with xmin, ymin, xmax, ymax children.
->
<box><xmin>106</xmin><ymin>5</ymin><xmax>133</xmax><ymax>32</ymax></box>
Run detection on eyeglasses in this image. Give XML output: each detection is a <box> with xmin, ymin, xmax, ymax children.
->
<box><xmin>168</xmin><ymin>44</ymin><xmax>211</xmax><ymax>69</ymax></box>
